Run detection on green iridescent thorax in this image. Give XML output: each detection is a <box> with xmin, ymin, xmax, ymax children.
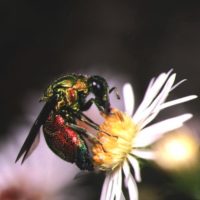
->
<box><xmin>41</xmin><ymin>75</ymin><xmax>89</xmax><ymax>112</ymax></box>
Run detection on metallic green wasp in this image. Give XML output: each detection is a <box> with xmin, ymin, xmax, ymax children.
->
<box><xmin>16</xmin><ymin>74</ymin><xmax>119</xmax><ymax>170</ymax></box>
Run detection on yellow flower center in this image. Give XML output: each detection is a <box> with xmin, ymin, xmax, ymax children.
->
<box><xmin>92</xmin><ymin>109</ymin><xmax>137</xmax><ymax>171</ymax></box>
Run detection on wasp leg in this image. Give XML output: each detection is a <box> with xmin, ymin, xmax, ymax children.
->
<box><xmin>77</xmin><ymin>114</ymin><xmax>99</xmax><ymax>131</ymax></box>
<box><xmin>80</xmin><ymin>112</ymin><xmax>99</xmax><ymax>127</ymax></box>
<box><xmin>67</xmin><ymin>123</ymin><xmax>109</xmax><ymax>153</ymax></box>
<box><xmin>76</xmin><ymin>114</ymin><xmax>114</xmax><ymax>138</ymax></box>
<box><xmin>81</xmin><ymin>98</ymin><xmax>105</xmax><ymax>113</ymax></box>
<box><xmin>81</xmin><ymin>98</ymin><xmax>94</xmax><ymax>111</ymax></box>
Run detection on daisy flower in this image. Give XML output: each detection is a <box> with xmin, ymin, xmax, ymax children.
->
<box><xmin>92</xmin><ymin>70</ymin><xmax>197</xmax><ymax>200</ymax></box>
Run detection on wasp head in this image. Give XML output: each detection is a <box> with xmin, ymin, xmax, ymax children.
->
<box><xmin>88</xmin><ymin>75</ymin><xmax>113</xmax><ymax>115</ymax></box>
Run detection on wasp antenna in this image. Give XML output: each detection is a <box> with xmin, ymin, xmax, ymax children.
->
<box><xmin>109</xmin><ymin>87</ymin><xmax>120</xmax><ymax>99</ymax></box>
<box><xmin>109</xmin><ymin>87</ymin><xmax>115</xmax><ymax>93</ymax></box>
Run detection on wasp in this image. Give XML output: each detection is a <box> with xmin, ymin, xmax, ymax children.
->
<box><xmin>16</xmin><ymin>74</ymin><xmax>119</xmax><ymax>170</ymax></box>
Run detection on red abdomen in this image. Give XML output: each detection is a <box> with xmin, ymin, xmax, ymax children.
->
<box><xmin>43</xmin><ymin>115</ymin><xmax>93</xmax><ymax>170</ymax></box>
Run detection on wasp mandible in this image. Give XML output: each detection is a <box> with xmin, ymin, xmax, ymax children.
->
<box><xmin>16</xmin><ymin>74</ymin><xmax>120</xmax><ymax>170</ymax></box>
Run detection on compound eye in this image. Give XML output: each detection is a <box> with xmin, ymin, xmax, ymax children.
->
<box><xmin>92</xmin><ymin>81</ymin><xmax>104</xmax><ymax>96</ymax></box>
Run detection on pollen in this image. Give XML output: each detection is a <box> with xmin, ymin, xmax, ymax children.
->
<box><xmin>92</xmin><ymin>109</ymin><xmax>137</xmax><ymax>171</ymax></box>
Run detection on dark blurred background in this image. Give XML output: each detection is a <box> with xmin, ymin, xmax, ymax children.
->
<box><xmin>1</xmin><ymin>1</ymin><xmax>200</xmax><ymax>199</ymax></box>
<box><xmin>1</xmin><ymin>0</ymin><xmax>200</xmax><ymax>135</ymax></box>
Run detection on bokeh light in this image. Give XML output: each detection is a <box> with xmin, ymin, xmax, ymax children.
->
<box><xmin>154</xmin><ymin>127</ymin><xmax>199</xmax><ymax>171</ymax></box>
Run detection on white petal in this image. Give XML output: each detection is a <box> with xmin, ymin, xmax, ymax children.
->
<box><xmin>122</xmin><ymin>160</ymin><xmax>138</xmax><ymax>200</ymax></box>
<box><xmin>116</xmin><ymin>168</ymin><xmax>123</xmax><ymax>200</ymax></box>
<box><xmin>110</xmin><ymin>169</ymin><xmax>122</xmax><ymax>200</ymax></box>
<box><xmin>106</xmin><ymin>175</ymin><xmax>115</xmax><ymax>200</ymax></box>
<box><xmin>133</xmin><ymin>113</ymin><xmax>193</xmax><ymax>147</ymax></box>
<box><xmin>141</xmin><ymin>95</ymin><xmax>197</xmax><ymax>128</ymax></box>
<box><xmin>127</xmin><ymin>155</ymin><xmax>141</xmax><ymax>182</ymax></box>
<box><xmin>101</xmin><ymin>170</ymin><xmax>123</xmax><ymax>200</ymax></box>
<box><xmin>120</xmin><ymin>193</ymin><xmax>126</xmax><ymax>200</ymax></box>
<box><xmin>100</xmin><ymin>173</ymin><xmax>112</xmax><ymax>200</ymax></box>
<box><xmin>134</xmin><ymin>73</ymin><xmax>176</xmax><ymax>126</ymax></box>
<box><xmin>133</xmin><ymin>70</ymin><xmax>172</xmax><ymax>119</ymax></box>
<box><xmin>170</xmin><ymin>79</ymin><xmax>186</xmax><ymax>91</ymax></box>
<box><xmin>127</xmin><ymin>175</ymin><xmax>138</xmax><ymax>200</ymax></box>
<box><xmin>131</xmin><ymin>150</ymin><xmax>155</xmax><ymax>160</ymax></box>
<box><xmin>123</xmin><ymin>83</ymin><xmax>135</xmax><ymax>116</ymax></box>
<box><xmin>159</xmin><ymin>95</ymin><xmax>198</xmax><ymax>110</ymax></box>
<box><xmin>122</xmin><ymin>160</ymin><xmax>130</xmax><ymax>188</ymax></box>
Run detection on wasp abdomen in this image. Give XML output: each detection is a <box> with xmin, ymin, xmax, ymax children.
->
<box><xmin>43</xmin><ymin>115</ymin><xmax>93</xmax><ymax>170</ymax></box>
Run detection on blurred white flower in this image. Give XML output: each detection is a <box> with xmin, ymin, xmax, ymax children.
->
<box><xmin>92</xmin><ymin>70</ymin><xmax>197</xmax><ymax>200</ymax></box>
<box><xmin>154</xmin><ymin>127</ymin><xmax>199</xmax><ymax>171</ymax></box>
<box><xmin>0</xmin><ymin>123</ymin><xmax>79</xmax><ymax>200</ymax></box>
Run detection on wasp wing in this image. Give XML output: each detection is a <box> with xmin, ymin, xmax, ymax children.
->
<box><xmin>20</xmin><ymin>130</ymin><xmax>41</xmax><ymax>162</ymax></box>
<box><xmin>15</xmin><ymin>97</ymin><xmax>56</xmax><ymax>164</ymax></box>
